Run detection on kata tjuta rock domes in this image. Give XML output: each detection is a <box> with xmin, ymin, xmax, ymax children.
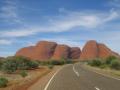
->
<box><xmin>80</xmin><ymin>40</ymin><xmax>119</xmax><ymax>60</ymax></box>
<box><xmin>15</xmin><ymin>40</ymin><xmax>119</xmax><ymax>61</ymax></box>
<box><xmin>52</xmin><ymin>45</ymin><xmax>71</xmax><ymax>60</ymax></box>
<box><xmin>80</xmin><ymin>40</ymin><xmax>99</xmax><ymax>60</ymax></box>
<box><xmin>16</xmin><ymin>41</ymin><xmax>57</xmax><ymax>60</ymax></box>
<box><xmin>15</xmin><ymin>46</ymin><xmax>36</xmax><ymax>60</ymax></box>
<box><xmin>70</xmin><ymin>47</ymin><xmax>81</xmax><ymax>59</ymax></box>
<box><xmin>34</xmin><ymin>41</ymin><xmax>57</xmax><ymax>60</ymax></box>
<box><xmin>15</xmin><ymin>41</ymin><xmax>81</xmax><ymax>61</ymax></box>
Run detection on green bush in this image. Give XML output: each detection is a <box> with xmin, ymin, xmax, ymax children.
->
<box><xmin>19</xmin><ymin>70</ymin><xmax>28</xmax><ymax>78</ymax></box>
<box><xmin>27</xmin><ymin>61</ymin><xmax>39</xmax><ymax>69</ymax></box>
<box><xmin>88</xmin><ymin>59</ymin><xmax>102</xmax><ymax>67</ymax></box>
<box><xmin>50</xmin><ymin>60</ymin><xmax>65</xmax><ymax>65</ymax></box>
<box><xmin>64</xmin><ymin>60</ymin><xmax>73</xmax><ymax>64</ymax></box>
<box><xmin>110</xmin><ymin>60</ymin><xmax>120</xmax><ymax>70</ymax></box>
<box><xmin>1</xmin><ymin>56</ymin><xmax>39</xmax><ymax>73</ymax></box>
<box><xmin>1</xmin><ymin>60</ymin><xmax>17</xmax><ymax>73</ymax></box>
<box><xmin>0</xmin><ymin>60</ymin><xmax>4</xmax><ymax>70</ymax></box>
<box><xmin>50</xmin><ymin>60</ymin><xmax>60</xmax><ymax>65</ymax></box>
<box><xmin>48</xmin><ymin>65</ymin><xmax>54</xmax><ymax>69</ymax></box>
<box><xmin>0</xmin><ymin>77</ymin><xmax>8</xmax><ymax>88</ymax></box>
<box><xmin>105</xmin><ymin>56</ymin><xmax>117</xmax><ymax>65</ymax></box>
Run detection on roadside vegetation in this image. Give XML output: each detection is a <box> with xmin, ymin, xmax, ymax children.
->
<box><xmin>38</xmin><ymin>58</ymin><xmax>75</xmax><ymax>69</ymax></box>
<box><xmin>87</xmin><ymin>56</ymin><xmax>120</xmax><ymax>70</ymax></box>
<box><xmin>0</xmin><ymin>77</ymin><xmax>8</xmax><ymax>88</ymax></box>
<box><xmin>1</xmin><ymin>56</ymin><xmax>39</xmax><ymax>74</ymax></box>
<box><xmin>0</xmin><ymin>56</ymin><xmax>74</xmax><ymax>88</ymax></box>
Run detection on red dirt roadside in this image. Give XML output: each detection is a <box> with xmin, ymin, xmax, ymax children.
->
<box><xmin>28</xmin><ymin>66</ymin><xmax>61</xmax><ymax>90</ymax></box>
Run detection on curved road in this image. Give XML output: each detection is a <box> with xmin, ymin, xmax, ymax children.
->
<box><xmin>44</xmin><ymin>63</ymin><xmax>120</xmax><ymax>90</ymax></box>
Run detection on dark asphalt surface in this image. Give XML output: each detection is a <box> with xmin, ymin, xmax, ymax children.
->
<box><xmin>45</xmin><ymin>63</ymin><xmax>120</xmax><ymax>90</ymax></box>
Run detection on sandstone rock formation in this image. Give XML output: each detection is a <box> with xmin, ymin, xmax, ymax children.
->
<box><xmin>52</xmin><ymin>45</ymin><xmax>71</xmax><ymax>60</ymax></box>
<box><xmin>98</xmin><ymin>43</ymin><xmax>113</xmax><ymax>59</ymax></box>
<box><xmin>34</xmin><ymin>41</ymin><xmax>57</xmax><ymax>60</ymax></box>
<box><xmin>16</xmin><ymin>46</ymin><xmax>36</xmax><ymax>59</ymax></box>
<box><xmin>15</xmin><ymin>40</ymin><xmax>119</xmax><ymax>61</ymax></box>
<box><xmin>70</xmin><ymin>47</ymin><xmax>81</xmax><ymax>59</ymax></box>
<box><xmin>16</xmin><ymin>41</ymin><xmax>57</xmax><ymax>60</ymax></box>
<box><xmin>80</xmin><ymin>40</ymin><xmax>99</xmax><ymax>60</ymax></box>
<box><xmin>80</xmin><ymin>40</ymin><xmax>119</xmax><ymax>60</ymax></box>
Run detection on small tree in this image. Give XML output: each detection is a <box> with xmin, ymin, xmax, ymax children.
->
<box><xmin>88</xmin><ymin>59</ymin><xmax>102</xmax><ymax>67</ymax></box>
<box><xmin>27</xmin><ymin>61</ymin><xmax>39</xmax><ymax>69</ymax></box>
<box><xmin>105</xmin><ymin>56</ymin><xmax>117</xmax><ymax>65</ymax></box>
<box><xmin>1</xmin><ymin>56</ymin><xmax>39</xmax><ymax>73</ymax></box>
<box><xmin>0</xmin><ymin>77</ymin><xmax>8</xmax><ymax>88</ymax></box>
<box><xmin>110</xmin><ymin>60</ymin><xmax>120</xmax><ymax>70</ymax></box>
<box><xmin>1</xmin><ymin>60</ymin><xmax>17</xmax><ymax>73</ymax></box>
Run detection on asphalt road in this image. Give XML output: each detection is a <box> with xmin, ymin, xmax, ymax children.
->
<box><xmin>44</xmin><ymin>63</ymin><xmax>120</xmax><ymax>90</ymax></box>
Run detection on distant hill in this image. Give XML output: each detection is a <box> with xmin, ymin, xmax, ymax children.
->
<box><xmin>15</xmin><ymin>40</ymin><xmax>120</xmax><ymax>61</ymax></box>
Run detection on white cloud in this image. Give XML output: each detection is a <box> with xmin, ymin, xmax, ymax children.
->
<box><xmin>0</xmin><ymin>39</ymin><xmax>13</xmax><ymax>45</ymax></box>
<box><xmin>0</xmin><ymin>29</ymin><xmax>39</xmax><ymax>37</ymax></box>
<box><xmin>0</xmin><ymin>9</ymin><xmax>119</xmax><ymax>37</ymax></box>
<box><xmin>0</xmin><ymin>0</ymin><xmax>21</xmax><ymax>23</ymax></box>
<box><xmin>103</xmin><ymin>10</ymin><xmax>119</xmax><ymax>22</ymax></box>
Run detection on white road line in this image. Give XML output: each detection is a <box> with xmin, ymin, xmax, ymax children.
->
<box><xmin>73</xmin><ymin>65</ymin><xmax>79</xmax><ymax>77</ymax></box>
<box><xmin>95</xmin><ymin>87</ymin><xmax>100</xmax><ymax>90</ymax></box>
<box><xmin>44</xmin><ymin>65</ymin><xmax>70</xmax><ymax>90</ymax></box>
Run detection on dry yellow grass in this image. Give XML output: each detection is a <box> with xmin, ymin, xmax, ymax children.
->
<box><xmin>84</xmin><ymin>64</ymin><xmax>120</xmax><ymax>79</ymax></box>
<box><xmin>0</xmin><ymin>66</ymin><xmax>51</xmax><ymax>90</ymax></box>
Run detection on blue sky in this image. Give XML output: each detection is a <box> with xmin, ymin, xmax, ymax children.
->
<box><xmin>0</xmin><ymin>0</ymin><xmax>120</xmax><ymax>57</ymax></box>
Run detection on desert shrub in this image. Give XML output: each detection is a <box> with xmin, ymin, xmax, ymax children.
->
<box><xmin>1</xmin><ymin>56</ymin><xmax>39</xmax><ymax>73</ymax></box>
<box><xmin>64</xmin><ymin>60</ymin><xmax>73</xmax><ymax>64</ymax></box>
<box><xmin>27</xmin><ymin>61</ymin><xmax>39</xmax><ymax>69</ymax></box>
<box><xmin>19</xmin><ymin>70</ymin><xmax>28</xmax><ymax>78</ymax></box>
<box><xmin>105</xmin><ymin>56</ymin><xmax>117</xmax><ymax>65</ymax></box>
<box><xmin>13</xmin><ymin>56</ymin><xmax>39</xmax><ymax>70</ymax></box>
<box><xmin>48</xmin><ymin>65</ymin><xmax>54</xmax><ymax>69</ymax></box>
<box><xmin>49</xmin><ymin>59</ymin><xmax>73</xmax><ymax>65</ymax></box>
<box><xmin>88</xmin><ymin>59</ymin><xmax>102</xmax><ymax>67</ymax></box>
<box><xmin>50</xmin><ymin>60</ymin><xmax>60</xmax><ymax>65</ymax></box>
<box><xmin>50</xmin><ymin>60</ymin><xmax>65</xmax><ymax>65</ymax></box>
<box><xmin>0</xmin><ymin>60</ymin><xmax>4</xmax><ymax>70</ymax></box>
<box><xmin>38</xmin><ymin>61</ymin><xmax>51</xmax><ymax>65</ymax></box>
<box><xmin>37</xmin><ymin>58</ymin><xmax>74</xmax><ymax>66</ymax></box>
<box><xmin>110</xmin><ymin>60</ymin><xmax>120</xmax><ymax>70</ymax></box>
<box><xmin>0</xmin><ymin>77</ymin><xmax>8</xmax><ymax>88</ymax></box>
<box><xmin>1</xmin><ymin>60</ymin><xmax>17</xmax><ymax>73</ymax></box>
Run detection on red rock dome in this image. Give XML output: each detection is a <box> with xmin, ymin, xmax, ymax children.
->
<box><xmin>52</xmin><ymin>45</ymin><xmax>71</xmax><ymax>60</ymax></box>
<box><xmin>15</xmin><ymin>46</ymin><xmax>36</xmax><ymax>59</ymax></box>
<box><xmin>80</xmin><ymin>40</ymin><xmax>99</xmax><ymax>60</ymax></box>
<box><xmin>70</xmin><ymin>47</ymin><xmax>81</xmax><ymax>59</ymax></box>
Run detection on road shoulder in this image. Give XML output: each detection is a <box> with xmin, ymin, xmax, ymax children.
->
<box><xmin>82</xmin><ymin>63</ymin><xmax>120</xmax><ymax>80</ymax></box>
<box><xmin>28</xmin><ymin>66</ymin><xmax>62</xmax><ymax>90</ymax></box>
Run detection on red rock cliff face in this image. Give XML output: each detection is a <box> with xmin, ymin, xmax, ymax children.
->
<box><xmin>98</xmin><ymin>44</ymin><xmax>113</xmax><ymax>58</ymax></box>
<box><xmin>34</xmin><ymin>41</ymin><xmax>57</xmax><ymax>60</ymax></box>
<box><xmin>16</xmin><ymin>46</ymin><xmax>36</xmax><ymax>59</ymax></box>
<box><xmin>80</xmin><ymin>40</ymin><xmax>99</xmax><ymax>60</ymax></box>
<box><xmin>52</xmin><ymin>45</ymin><xmax>71</xmax><ymax>60</ymax></box>
<box><xmin>16</xmin><ymin>41</ymin><xmax>57</xmax><ymax>60</ymax></box>
<box><xmin>70</xmin><ymin>47</ymin><xmax>81</xmax><ymax>59</ymax></box>
<box><xmin>80</xmin><ymin>40</ymin><xmax>119</xmax><ymax>60</ymax></box>
<box><xmin>15</xmin><ymin>40</ymin><xmax>119</xmax><ymax>61</ymax></box>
